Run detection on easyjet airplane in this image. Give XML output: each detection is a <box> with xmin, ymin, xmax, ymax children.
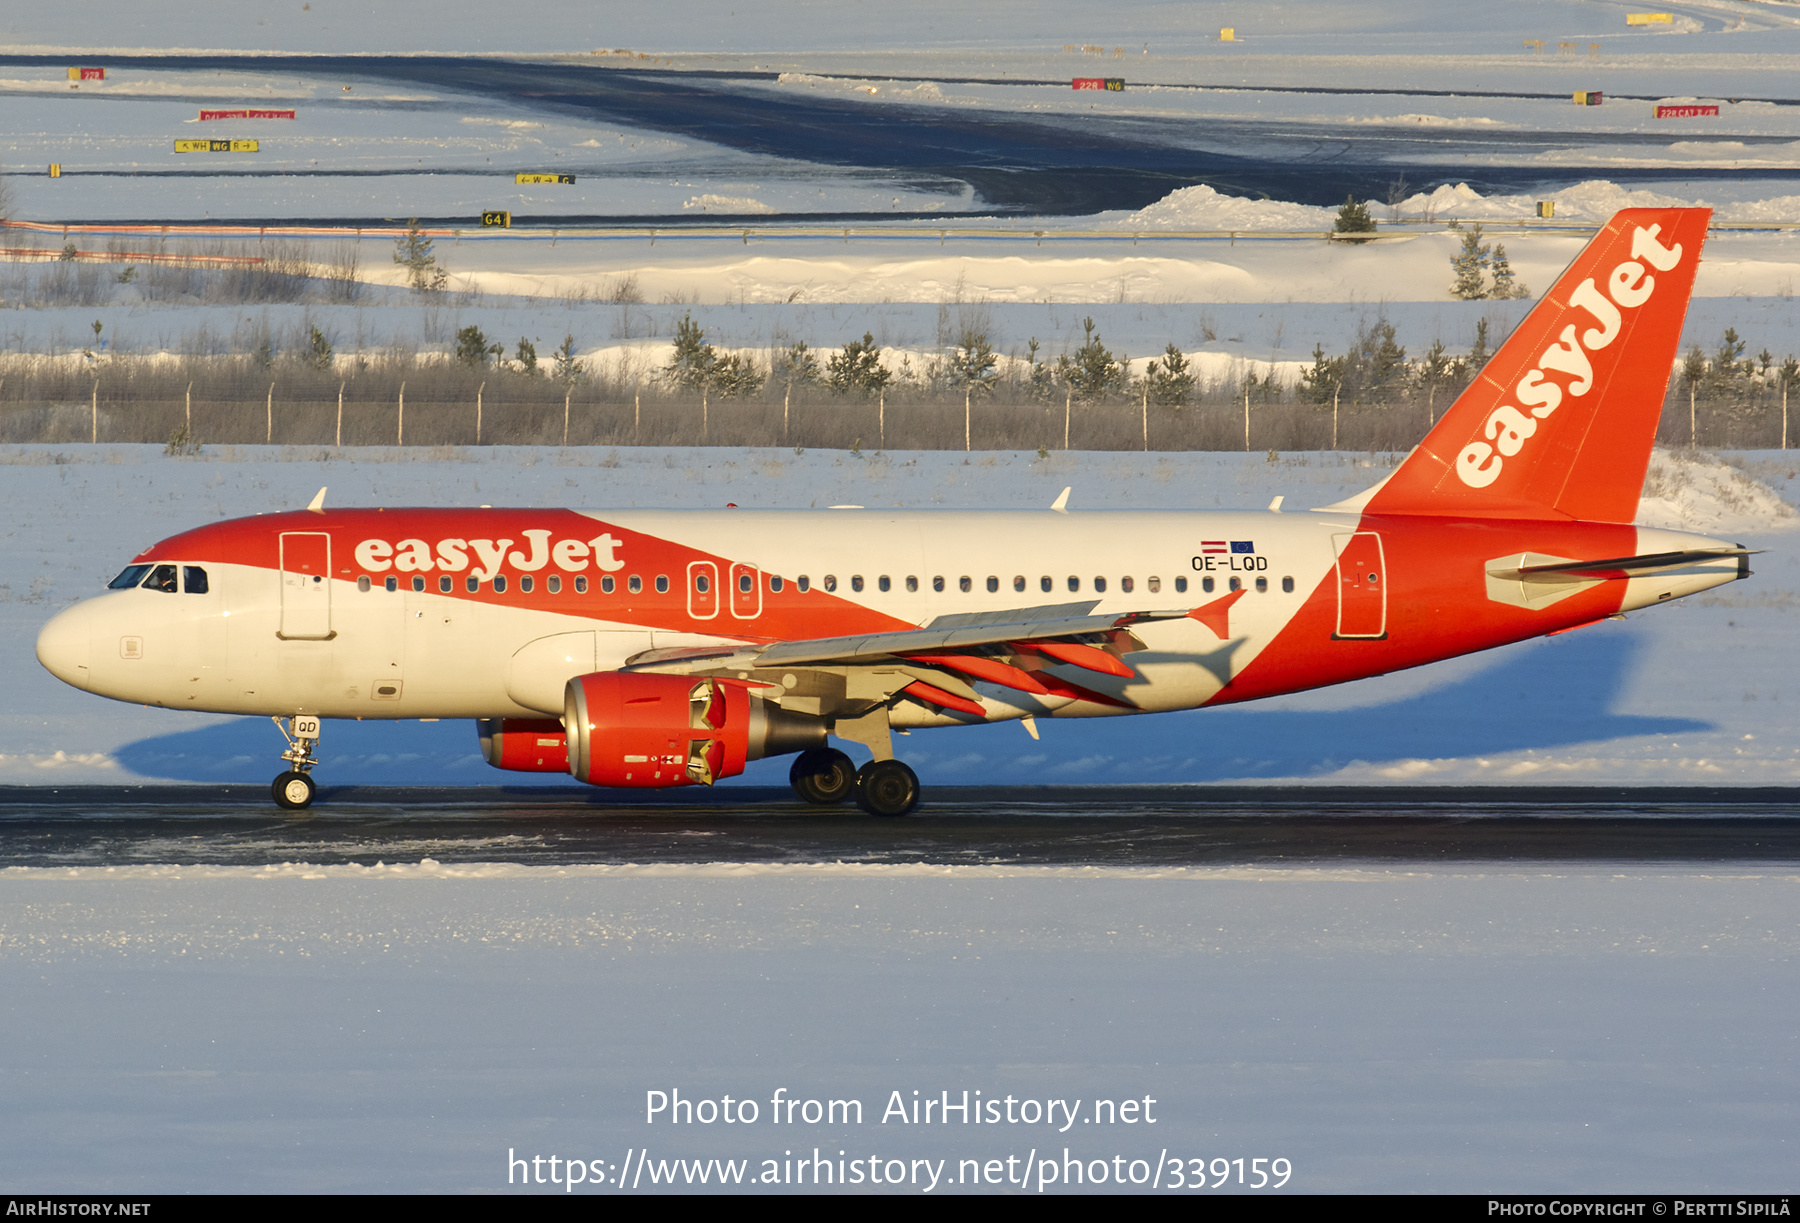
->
<box><xmin>35</xmin><ymin>208</ymin><xmax>1751</xmax><ymax>814</ymax></box>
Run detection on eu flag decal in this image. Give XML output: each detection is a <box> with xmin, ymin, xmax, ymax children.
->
<box><xmin>1230</xmin><ymin>541</ymin><xmax>1256</xmax><ymax>554</ymax></box>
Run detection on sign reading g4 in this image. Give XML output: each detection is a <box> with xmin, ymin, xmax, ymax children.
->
<box><xmin>481</xmin><ymin>211</ymin><xmax>512</xmax><ymax>228</ymax></box>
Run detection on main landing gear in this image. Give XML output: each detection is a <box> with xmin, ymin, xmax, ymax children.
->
<box><xmin>787</xmin><ymin>748</ymin><xmax>920</xmax><ymax>817</ymax></box>
<box><xmin>271</xmin><ymin>714</ymin><xmax>322</xmax><ymax>810</ymax></box>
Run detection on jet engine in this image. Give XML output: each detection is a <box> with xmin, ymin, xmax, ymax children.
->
<box><xmin>562</xmin><ymin>672</ymin><xmax>824</xmax><ymax>787</ymax></box>
<box><xmin>476</xmin><ymin>717</ymin><xmax>569</xmax><ymax>772</ymax></box>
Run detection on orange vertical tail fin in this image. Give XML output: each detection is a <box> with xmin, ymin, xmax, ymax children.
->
<box><xmin>1365</xmin><ymin>208</ymin><xmax>1710</xmax><ymax>522</ymax></box>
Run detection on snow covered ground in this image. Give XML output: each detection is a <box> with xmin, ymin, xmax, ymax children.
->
<box><xmin>1</xmin><ymin>443</ymin><xmax>1794</xmax><ymax>790</ymax></box>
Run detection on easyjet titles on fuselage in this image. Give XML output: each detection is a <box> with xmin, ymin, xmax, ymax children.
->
<box><xmin>352</xmin><ymin>529</ymin><xmax>626</xmax><ymax>580</ymax></box>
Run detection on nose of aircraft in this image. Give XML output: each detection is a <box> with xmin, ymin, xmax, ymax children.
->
<box><xmin>36</xmin><ymin>602</ymin><xmax>93</xmax><ymax>691</ymax></box>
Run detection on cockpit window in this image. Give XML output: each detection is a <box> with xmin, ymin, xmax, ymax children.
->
<box><xmin>145</xmin><ymin>564</ymin><xmax>178</xmax><ymax>594</ymax></box>
<box><xmin>182</xmin><ymin>566</ymin><xmax>209</xmax><ymax>595</ymax></box>
<box><xmin>108</xmin><ymin>564</ymin><xmax>152</xmax><ymax>590</ymax></box>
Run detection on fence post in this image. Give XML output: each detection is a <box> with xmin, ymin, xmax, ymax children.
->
<box><xmin>879</xmin><ymin>392</ymin><xmax>885</xmax><ymax>448</ymax></box>
<box><xmin>783</xmin><ymin>387</ymin><xmax>789</xmax><ymax>442</ymax></box>
<box><xmin>635</xmin><ymin>388</ymin><xmax>640</xmax><ymax>444</ymax></box>
<box><xmin>185</xmin><ymin>381</ymin><xmax>192</xmax><ymax>438</ymax></box>
<box><xmin>398</xmin><ymin>381</ymin><xmax>405</xmax><ymax>446</ymax></box>
<box><xmin>1690</xmin><ymin>383</ymin><xmax>1696</xmax><ymax>447</ymax></box>
<box><xmin>91</xmin><ymin>380</ymin><xmax>97</xmax><ymax>443</ymax></box>
<box><xmin>964</xmin><ymin>389</ymin><xmax>970</xmax><ymax>452</ymax></box>
<box><xmin>564</xmin><ymin>387</ymin><xmax>572</xmax><ymax>446</ymax></box>
<box><xmin>266</xmin><ymin>382</ymin><xmax>274</xmax><ymax>444</ymax></box>
<box><xmin>336</xmin><ymin>381</ymin><xmax>344</xmax><ymax>448</ymax></box>
<box><xmin>476</xmin><ymin>380</ymin><xmax>484</xmax><ymax>445</ymax></box>
<box><xmin>1063</xmin><ymin>390</ymin><xmax>1071</xmax><ymax>450</ymax></box>
<box><xmin>1243</xmin><ymin>381</ymin><xmax>1250</xmax><ymax>451</ymax></box>
<box><xmin>1332</xmin><ymin>385</ymin><xmax>1340</xmax><ymax>449</ymax></box>
<box><xmin>1785</xmin><ymin>382</ymin><xmax>1790</xmax><ymax>450</ymax></box>
<box><xmin>1141</xmin><ymin>383</ymin><xmax>1148</xmax><ymax>451</ymax></box>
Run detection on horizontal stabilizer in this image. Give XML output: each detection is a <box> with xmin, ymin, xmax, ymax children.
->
<box><xmin>1489</xmin><ymin>547</ymin><xmax>1754</xmax><ymax>583</ymax></box>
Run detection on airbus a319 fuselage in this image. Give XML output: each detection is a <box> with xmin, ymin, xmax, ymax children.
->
<box><xmin>35</xmin><ymin>208</ymin><xmax>1752</xmax><ymax>813</ymax></box>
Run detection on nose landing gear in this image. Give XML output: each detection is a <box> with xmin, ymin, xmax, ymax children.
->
<box><xmin>272</xmin><ymin>714</ymin><xmax>322</xmax><ymax>810</ymax></box>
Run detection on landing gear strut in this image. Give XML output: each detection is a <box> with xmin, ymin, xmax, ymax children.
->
<box><xmin>789</xmin><ymin>747</ymin><xmax>856</xmax><ymax>805</ymax></box>
<box><xmin>272</xmin><ymin>714</ymin><xmax>321</xmax><ymax>810</ymax></box>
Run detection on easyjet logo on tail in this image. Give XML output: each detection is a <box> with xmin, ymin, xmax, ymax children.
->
<box><xmin>1456</xmin><ymin>224</ymin><xmax>1685</xmax><ymax>488</ymax></box>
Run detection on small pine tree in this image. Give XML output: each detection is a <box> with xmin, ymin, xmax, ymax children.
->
<box><xmin>1681</xmin><ymin>343</ymin><xmax>1708</xmax><ymax>391</ymax></box>
<box><xmin>1058</xmin><ymin>317</ymin><xmax>1123</xmax><ymax>400</ymax></box>
<box><xmin>1450</xmin><ymin>224</ymin><xmax>1491</xmax><ymax>300</ymax></box>
<box><xmin>826</xmin><ymin>333</ymin><xmax>891</xmax><ymax>397</ymax></box>
<box><xmin>1334</xmin><ymin>195</ymin><xmax>1376</xmax><ymax>235</ymax></box>
<box><xmin>393</xmin><ymin>219</ymin><xmax>446</xmax><ymax>294</ymax></box>
<box><xmin>1024</xmin><ymin>338</ymin><xmax>1055</xmax><ymax>400</ymax></box>
<box><xmin>514</xmin><ymin>337</ymin><xmax>539</xmax><ymax>376</ymax></box>
<box><xmin>779</xmin><ymin>341</ymin><xmax>820</xmax><ymax>387</ymax></box>
<box><xmin>1360</xmin><ymin>320</ymin><xmax>1407</xmax><ymax>391</ymax></box>
<box><xmin>1146</xmin><ymin>343</ymin><xmax>1196</xmax><ymax>407</ymax></box>
<box><xmin>1298</xmin><ymin>342</ymin><xmax>1346</xmax><ymax>404</ymax></box>
<box><xmin>307</xmin><ymin>325</ymin><xmax>334</xmax><ymax>370</ymax></box>
<box><xmin>949</xmin><ymin>328</ymin><xmax>999</xmax><ymax>395</ymax></box>
<box><xmin>1779</xmin><ymin>354</ymin><xmax>1800</xmax><ymax>390</ymax></box>
<box><xmin>710</xmin><ymin>352</ymin><xmax>765</xmax><ymax>398</ymax></box>
<box><xmin>1488</xmin><ymin>243</ymin><xmax>1530</xmax><ymax>299</ymax></box>
<box><xmin>664</xmin><ymin>313</ymin><xmax>717</xmax><ymax>390</ymax></box>
<box><xmin>552</xmin><ymin>333</ymin><xmax>585</xmax><ymax>384</ymax></box>
<box><xmin>454</xmin><ymin>325</ymin><xmax>501</xmax><ymax>368</ymax></box>
<box><xmin>1468</xmin><ymin>318</ymin><xmax>1492</xmax><ymax>370</ymax></box>
<box><xmin>1715</xmin><ymin>327</ymin><xmax>1747</xmax><ymax>382</ymax></box>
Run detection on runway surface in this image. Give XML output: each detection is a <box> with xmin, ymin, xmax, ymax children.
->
<box><xmin>3</xmin><ymin>785</ymin><xmax>1797</xmax><ymax>867</ymax></box>
<box><xmin>5</xmin><ymin>53</ymin><xmax>1797</xmax><ymax>215</ymax></box>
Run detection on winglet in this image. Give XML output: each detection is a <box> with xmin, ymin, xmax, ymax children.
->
<box><xmin>1051</xmin><ymin>487</ymin><xmax>1071</xmax><ymax>514</ymax></box>
<box><xmin>1187</xmin><ymin>588</ymin><xmax>1247</xmax><ymax>640</ymax></box>
<box><xmin>306</xmin><ymin>487</ymin><xmax>327</xmax><ymax>513</ymax></box>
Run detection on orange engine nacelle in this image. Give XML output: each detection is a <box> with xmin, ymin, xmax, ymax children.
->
<box><xmin>477</xmin><ymin>717</ymin><xmax>570</xmax><ymax>772</ymax></box>
<box><xmin>563</xmin><ymin>672</ymin><xmax>753</xmax><ymax>788</ymax></box>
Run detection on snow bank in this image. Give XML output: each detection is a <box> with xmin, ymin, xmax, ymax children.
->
<box><xmin>1121</xmin><ymin>185</ymin><xmax>1337</xmax><ymax>231</ymax></box>
<box><xmin>1637</xmin><ymin>449</ymin><xmax>1799</xmax><ymax>534</ymax></box>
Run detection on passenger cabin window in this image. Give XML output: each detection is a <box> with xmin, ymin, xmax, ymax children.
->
<box><xmin>439</xmin><ymin>576</ymin><xmax>452</xmax><ymax>593</ymax></box>
<box><xmin>986</xmin><ymin>576</ymin><xmax>998</xmax><ymax>593</ymax></box>
<box><xmin>905</xmin><ymin>576</ymin><xmax>918</xmax><ymax>593</ymax></box>
<box><xmin>1094</xmin><ymin>577</ymin><xmax>1107</xmax><ymax>593</ymax></box>
<box><xmin>959</xmin><ymin>576</ymin><xmax>971</xmax><ymax>593</ymax></box>
<box><xmin>494</xmin><ymin>576</ymin><xmax>508</xmax><ymax>593</ymax></box>
<box><xmin>655</xmin><ymin>576</ymin><xmax>669</xmax><ymax>593</ymax></box>
<box><xmin>1255</xmin><ymin>577</ymin><xmax>1267</xmax><ymax>593</ymax></box>
<box><xmin>412</xmin><ymin>576</ymin><xmax>425</xmax><ymax>592</ymax></box>
<box><xmin>599</xmin><ymin>576</ymin><xmax>612</xmax><ymax>593</ymax></box>
<box><xmin>770</xmin><ymin>576</ymin><xmax>784</xmax><ymax>593</ymax></box>
<box><xmin>1229</xmin><ymin>577</ymin><xmax>1242</xmax><ymax>592</ymax></box>
<box><xmin>1148</xmin><ymin>576</ymin><xmax>1161</xmax><ymax>594</ymax></box>
<box><xmin>575</xmin><ymin>576</ymin><xmax>589</xmax><ymax>593</ymax></box>
<box><xmin>739</xmin><ymin>574</ymin><xmax>753</xmax><ymax>594</ymax></box>
<box><xmin>695</xmin><ymin>573</ymin><xmax>710</xmax><ymax>594</ymax></box>
<box><xmin>1177</xmin><ymin>577</ymin><xmax>1190</xmax><ymax>594</ymax></box>
<box><xmin>933</xmin><ymin>576</ymin><xmax>945</xmax><ymax>593</ymax></box>
<box><xmin>878</xmin><ymin>576</ymin><xmax>891</xmax><ymax>592</ymax></box>
<box><xmin>823</xmin><ymin>575</ymin><xmax>837</xmax><ymax>592</ymax></box>
<box><xmin>466</xmin><ymin>576</ymin><xmax>480</xmax><ymax>593</ymax></box>
<box><xmin>108</xmin><ymin>564</ymin><xmax>152</xmax><ymax>590</ymax></box>
<box><xmin>548</xmin><ymin>575</ymin><xmax>562</xmax><ymax>594</ymax></box>
<box><xmin>385</xmin><ymin>576</ymin><xmax>398</xmax><ymax>592</ymax></box>
<box><xmin>1041</xmin><ymin>576</ymin><xmax>1052</xmax><ymax>593</ymax></box>
<box><xmin>797</xmin><ymin>576</ymin><xmax>811</xmax><ymax>593</ymax></box>
<box><xmin>1198</xmin><ymin>577</ymin><xmax>1211</xmax><ymax>593</ymax></box>
<box><xmin>182</xmin><ymin>566</ymin><xmax>209</xmax><ymax>594</ymax></box>
<box><xmin>357</xmin><ymin>576</ymin><xmax>371</xmax><ymax>593</ymax></box>
<box><xmin>520</xmin><ymin>576</ymin><xmax>533</xmax><ymax>593</ymax></box>
<box><xmin>629</xmin><ymin>575</ymin><xmax>643</xmax><ymax>593</ymax></box>
<box><xmin>1013</xmin><ymin>576</ymin><xmax>1026</xmax><ymax>592</ymax></box>
<box><xmin>146</xmin><ymin>564</ymin><xmax>178</xmax><ymax>594</ymax></box>
<box><xmin>1282</xmin><ymin>576</ymin><xmax>1294</xmax><ymax>593</ymax></box>
<box><xmin>1067</xmin><ymin>576</ymin><xmax>1080</xmax><ymax>593</ymax></box>
<box><xmin>851</xmin><ymin>575</ymin><xmax>865</xmax><ymax>593</ymax></box>
<box><xmin>1121</xmin><ymin>576</ymin><xmax>1134</xmax><ymax>594</ymax></box>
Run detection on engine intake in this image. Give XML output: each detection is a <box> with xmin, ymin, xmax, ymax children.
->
<box><xmin>562</xmin><ymin>671</ymin><xmax>823</xmax><ymax>788</ymax></box>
